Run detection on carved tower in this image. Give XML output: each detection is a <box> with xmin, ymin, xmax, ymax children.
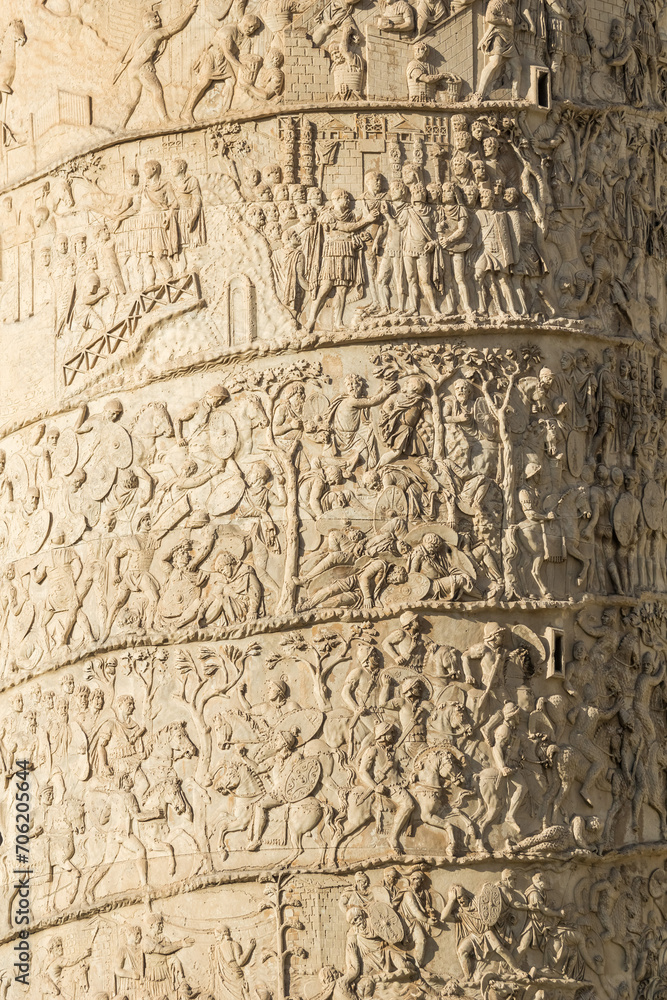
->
<box><xmin>0</xmin><ymin>1</ymin><xmax>666</xmax><ymax>998</ymax></box>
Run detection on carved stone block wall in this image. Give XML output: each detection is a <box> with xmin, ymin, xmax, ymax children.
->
<box><xmin>0</xmin><ymin>2</ymin><xmax>665</xmax><ymax>1000</ymax></box>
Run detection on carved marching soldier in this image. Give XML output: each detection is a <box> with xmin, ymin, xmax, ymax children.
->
<box><xmin>476</xmin><ymin>0</ymin><xmax>522</xmax><ymax>101</ymax></box>
<box><xmin>83</xmin><ymin>771</ymin><xmax>160</xmax><ymax>903</ymax></box>
<box><xmin>154</xmin><ymin>528</ymin><xmax>217</xmax><ymax>632</ymax></box>
<box><xmin>353</xmin><ymin>720</ymin><xmax>415</xmax><ymax>853</ymax></box>
<box><xmin>33</xmin><ymin>529</ymin><xmax>95</xmax><ymax>652</ymax></box>
<box><xmin>172</xmin><ymin>159</ymin><xmax>207</xmax><ymax>269</ymax></box>
<box><xmin>475</xmin><ymin>187</ymin><xmax>519</xmax><ymax>317</ymax></box>
<box><xmin>376</xmin><ymin>179</ymin><xmax>409</xmax><ymax>314</ymax></box>
<box><xmin>438</xmin><ymin>182</ymin><xmax>474</xmax><ymax>315</ymax></box>
<box><xmin>142</xmin><ymin>913</ymin><xmax>196</xmax><ymax>999</ymax></box>
<box><xmin>440</xmin><ymin>882</ymin><xmax>526</xmax><ymax>980</ymax></box>
<box><xmin>568</xmin><ymin>683</ymin><xmax>622</xmax><ymax>806</ymax></box>
<box><xmin>306</xmin><ymin>189</ymin><xmax>377</xmax><ymax>332</ymax></box>
<box><xmin>103</xmin><ymin>512</ymin><xmax>164</xmax><ymax>639</ymax></box>
<box><xmin>401</xmin><ymin>182</ymin><xmax>441</xmax><ymax>316</ymax></box>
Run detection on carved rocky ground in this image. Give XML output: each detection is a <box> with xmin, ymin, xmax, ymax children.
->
<box><xmin>1</xmin><ymin>0</ymin><xmax>667</xmax><ymax>999</ymax></box>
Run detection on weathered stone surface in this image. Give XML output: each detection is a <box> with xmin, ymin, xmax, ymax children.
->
<box><xmin>0</xmin><ymin>2</ymin><xmax>666</xmax><ymax>999</ymax></box>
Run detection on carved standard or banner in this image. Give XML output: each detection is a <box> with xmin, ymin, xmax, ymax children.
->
<box><xmin>0</xmin><ymin>1</ymin><xmax>666</xmax><ymax>999</ymax></box>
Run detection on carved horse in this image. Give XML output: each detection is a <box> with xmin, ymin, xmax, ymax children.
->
<box><xmin>142</xmin><ymin>773</ymin><xmax>209</xmax><ymax>876</ymax></box>
<box><xmin>505</xmin><ymin>486</ymin><xmax>591</xmax><ymax>599</ymax></box>
<box><xmin>33</xmin><ymin>799</ymin><xmax>86</xmax><ymax>914</ymax></box>
<box><xmin>0</xmin><ymin>20</ymin><xmax>26</xmax><ymax>104</ymax></box>
<box><xmin>129</xmin><ymin>401</ymin><xmax>175</xmax><ymax>468</ymax></box>
<box><xmin>233</xmin><ymin>392</ymin><xmax>270</xmax><ymax>457</ymax></box>
<box><xmin>211</xmin><ymin>757</ymin><xmax>333</xmax><ymax>866</ymax></box>
<box><xmin>142</xmin><ymin>720</ymin><xmax>199</xmax><ymax>787</ymax></box>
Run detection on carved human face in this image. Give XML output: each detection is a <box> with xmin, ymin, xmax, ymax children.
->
<box><xmin>173</xmin><ymin>547</ymin><xmax>191</xmax><ymax>569</ymax></box>
<box><xmin>483</xmin><ymin>137</ymin><xmax>499</xmax><ymax>157</ymax></box>
<box><xmin>367</xmin><ymin>173</ymin><xmax>384</xmax><ymax>196</ymax></box>
<box><xmin>307</xmin><ymin>188</ymin><xmax>324</xmax><ymax>207</ymax></box>
<box><xmin>453</xmin><ymin>381</ymin><xmax>471</xmax><ymax>403</ymax></box>
<box><xmin>297</xmin><ymin>204</ymin><xmax>316</xmax><ymax>225</ymax></box>
<box><xmin>25</xmin><ymin>490</ymin><xmax>39</xmax><ymax>512</ymax></box>
<box><xmin>246</xmin><ymin>205</ymin><xmax>265</xmax><ymax>229</ymax></box>
<box><xmin>332</xmin><ymin>190</ymin><xmax>351</xmax><ymax>213</ymax></box>
<box><xmin>441</xmin><ymin>183</ymin><xmax>456</xmax><ymax>204</ymax></box>
<box><xmin>472</xmin><ymin>161</ymin><xmax>487</xmax><ymax>182</ymax></box>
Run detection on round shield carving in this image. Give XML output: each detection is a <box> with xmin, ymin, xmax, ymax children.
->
<box><xmin>208</xmin><ymin>474</ymin><xmax>246</xmax><ymax>516</ymax></box>
<box><xmin>613</xmin><ymin>493</ymin><xmax>641</xmax><ymax>547</ymax></box>
<box><xmin>367</xmin><ymin>901</ymin><xmax>405</xmax><ymax>944</ymax></box>
<box><xmin>54</xmin><ymin>428</ymin><xmax>79</xmax><ymax>477</ymax></box>
<box><xmin>282</xmin><ymin>757</ymin><xmax>321</xmax><ymax>803</ymax></box>
<box><xmin>374</xmin><ymin>486</ymin><xmax>408</xmax><ymax>533</ymax></box>
<box><xmin>476</xmin><ymin>882</ymin><xmax>503</xmax><ymax>928</ymax></box>
<box><xmin>643</xmin><ymin>480</ymin><xmax>664</xmax><ymax>531</ymax></box>
<box><xmin>103</xmin><ymin>423</ymin><xmax>133</xmax><ymax>470</ymax></box>
<box><xmin>86</xmin><ymin>458</ymin><xmax>118</xmax><ymax>502</ymax></box>
<box><xmin>275</xmin><ymin>708</ymin><xmax>324</xmax><ymax>746</ymax></box>
<box><xmin>24</xmin><ymin>509</ymin><xmax>52</xmax><ymax>555</ymax></box>
<box><xmin>62</xmin><ymin>513</ymin><xmax>87</xmax><ymax>547</ymax></box>
<box><xmin>566</xmin><ymin>430</ymin><xmax>585</xmax><ymax>479</ymax></box>
<box><xmin>649</xmin><ymin>868</ymin><xmax>667</xmax><ymax>900</ymax></box>
<box><xmin>382</xmin><ymin>571</ymin><xmax>431</xmax><ymax>607</ymax></box>
<box><xmin>7</xmin><ymin>453</ymin><xmax>28</xmax><ymax>500</ymax></box>
<box><xmin>208</xmin><ymin>410</ymin><xmax>238</xmax><ymax>461</ymax></box>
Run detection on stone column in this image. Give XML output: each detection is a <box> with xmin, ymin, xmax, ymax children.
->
<box><xmin>0</xmin><ymin>2</ymin><xmax>663</xmax><ymax>998</ymax></box>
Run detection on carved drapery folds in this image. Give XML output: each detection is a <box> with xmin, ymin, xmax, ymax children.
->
<box><xmin>1</xmin><ymin>1</ymin><xmax>667</xmax><ymax>999</ymax></box>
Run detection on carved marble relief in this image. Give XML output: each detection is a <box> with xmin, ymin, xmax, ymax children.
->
<box><xmin>1</xmin><ymin>0</ymin><xmax>667</xmax><ymax>999</ymax></box>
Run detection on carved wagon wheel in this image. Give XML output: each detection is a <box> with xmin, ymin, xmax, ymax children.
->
<box><xmin>208</xmin><ymin>409</ymin><xmax>238</xmax><ymax>461</ymax></box>
<box><xmin>642</xmin><ymin>480</ymin><xmax>664</xmax><ymax>531</ymax></box>
<box><xmin>53</xmin><ymin>427</ymin><xmax>79</xmax><ymax>477</ymax></box>
<box><xmin>374</xmin><ymin>485</ymin><xmax>408</xmax><ymax>533</ymax></box>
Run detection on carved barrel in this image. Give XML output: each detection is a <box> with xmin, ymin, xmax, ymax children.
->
<box><xmin>0</xmin><ymin>1</ymin><xmax>664</xmax><ymax>998</ymax></box>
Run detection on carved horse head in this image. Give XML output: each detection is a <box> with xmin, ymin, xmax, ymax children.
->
<box><xmin>147</xmin><ymin>720</ymin><xmax>199</xmax><ymax>763</ymax></box>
